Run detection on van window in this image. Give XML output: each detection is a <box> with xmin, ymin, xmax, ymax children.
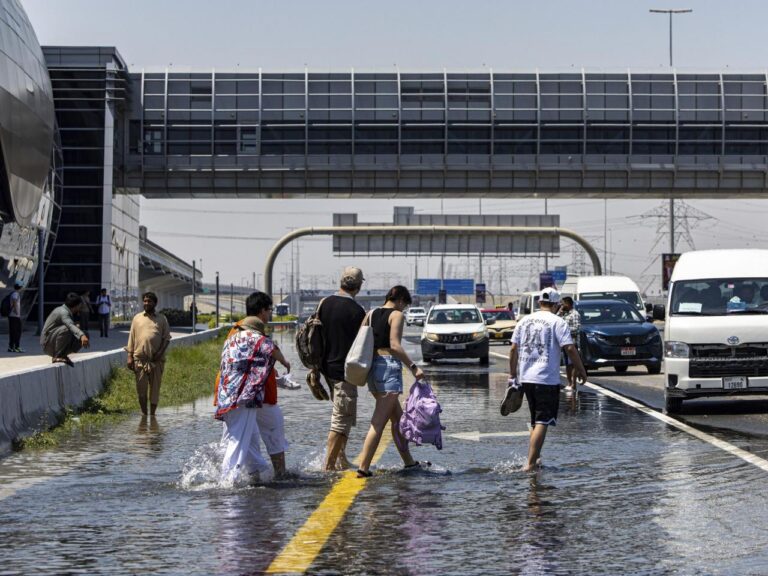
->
<box><xmin>580</xmin><ymin>291</ymin><xmax>641</xmax><ymax>309</ymax></box>
<box><xmin>671</xmin><ymin>278</ymin><xmax>768</xmax><ymax>316</ymax></box>
<box><xmin>428</xmin><ymin>308</ymin><xmax>481</xmax><ymax>324</ymax></box>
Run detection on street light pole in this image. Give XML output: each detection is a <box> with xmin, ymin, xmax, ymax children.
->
<box><xmin>215</xmin><ymin>271</ymin><xmax>220</xmax><ymax>328</ymax></box>
<box><xmin>650</xmin><ymin>8</ymin><xmax>692</xmax><ymax>256</ymax></box>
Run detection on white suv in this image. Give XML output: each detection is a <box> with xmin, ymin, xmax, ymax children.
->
<box><xmin>406</xmin><ymin>306</ymin><xmax>427</xmax><ymax>326</ymax></box>
<box><xmin>420</xmin><ymin>304</ymin><xmax>489</xmax><ymax>364</ymax></box>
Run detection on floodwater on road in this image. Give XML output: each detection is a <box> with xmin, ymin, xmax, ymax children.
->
<box><xmin>1</xmin><ymin>330</ymin><xmax>768</xmax><ymax>575</ymax></box>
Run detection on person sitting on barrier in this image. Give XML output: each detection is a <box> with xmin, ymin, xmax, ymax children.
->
<box><xmin>216</xmin><ymin>291</ymin><xmax>291</xmax><ymax>483</ymax></box>
<box><xmin>356</xmin><ymin>285</ymin><xmax>427</xmax><ymax>478</ymax></box>
<box><xmin>40</xmin><ymin>292</ymin><xmax>89</xmax><ymax>367</ymax></box>
<box><xmin>126</xmin><ymin>292</ymin><xmax>171</xmax><ymax>416</ymax></box>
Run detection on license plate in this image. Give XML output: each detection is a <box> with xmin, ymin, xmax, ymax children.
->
<box><xmin>620</xmin><ymin>347</ymin><xmax>636</xmax><ymax>356</ymax></box>
<box><xmin>723</xmin><ymin>376</ymin><xmax>747</xmax><ymax>389</ymax></box>
<box><xmin>494</xmin><ymin>333</ymin><xmax>505</xmax><ymax>339</ymax></box>
<box><xmin>445</xmin><ymin>344</ymin><xmax>466</xmax><ymax>350</ymax></box>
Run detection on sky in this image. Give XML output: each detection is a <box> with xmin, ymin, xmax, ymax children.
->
<box><xmin>21</xmin><ymin>0</ymin><xmax>768</xmax><ymax>297</ymax></box>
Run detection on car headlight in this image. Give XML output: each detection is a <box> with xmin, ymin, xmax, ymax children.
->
<box><xmin>472</xmin><ymin>331</ymin><xmax>486</xmax><ymax>340</ymax></box>
<box><xmin>424</xmin><ymin>332</ymin><xmax>440</xmax><ymax>342</ymax></box>
<box><xmin>665</xmin><ymin>341</ymin><xmax>689</xmax><ymax>358</ymax></box>
<box><xmin>587</xmin><ymin>333</ymin><xmax>609</xmax><ymax>344</ymax></box>
<box><xmin>644</xmin><ymin>332</ymin><xmax>661</xmax><ymax>344</ymax></box>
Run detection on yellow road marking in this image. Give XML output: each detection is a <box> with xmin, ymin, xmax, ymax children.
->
<box><xmin>265</xmin><ymin>424</ymin><xmax>392</xmax><ymax>574</ymax></box>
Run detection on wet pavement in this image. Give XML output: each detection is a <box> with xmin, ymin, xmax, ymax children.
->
<box><xmin>2</xmin><ymin>328</ymin><xmax>768</xmax><ymax>574</ymax></box>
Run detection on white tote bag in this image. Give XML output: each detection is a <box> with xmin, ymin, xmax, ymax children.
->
<box><xmin>345</xmin><ymin>310</ymin><xmax>375</xmax><ymax>386</ymax></box>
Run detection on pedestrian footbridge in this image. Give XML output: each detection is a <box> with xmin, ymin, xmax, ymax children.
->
<box><xmin>116</xmin><ymin>69</ymin><xmax>768</xmax><ymax>198</ymax></box>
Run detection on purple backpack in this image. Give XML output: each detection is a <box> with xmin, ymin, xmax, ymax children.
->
<box><xmin>398</xmin><ymin>379</ymin><xmax>445</xmax><ymax>450</ymax></box>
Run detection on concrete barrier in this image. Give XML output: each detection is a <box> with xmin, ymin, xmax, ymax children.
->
<box><xmin>0</xmin><ymin>327</ymin><xmax>222</xmax><ymax>456</ymax></box>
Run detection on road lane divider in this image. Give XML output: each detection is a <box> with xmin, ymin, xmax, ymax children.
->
<box><xmin>265</xmin><ymin>421</ymin><xmax>393</xmax><ymax>574</ymax></box>
<box><xmin>490</xmin><ymin>350</ymin><xmax>768</xmax><ymax>474</ymax></box>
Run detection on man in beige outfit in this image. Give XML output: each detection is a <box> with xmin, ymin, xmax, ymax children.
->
<box><xmin>126</xmin><ymin>292</ymin><xmax>171</xmax><ymax>415</ymax></box>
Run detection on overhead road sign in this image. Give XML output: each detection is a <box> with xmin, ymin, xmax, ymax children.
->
<box><xmin>416</xmin><ymin>278</ymin><xmax>475</xmax><ymax>295</ymax></box>
<box><xmin>264</xmin><ymin>225</ymin><xmax>602</xmax><ymax>295</ymax></box>
<box><xmin>333</xmin><ymin>208</ymin><xmax>559</xmax><ymax>256</ymax></box>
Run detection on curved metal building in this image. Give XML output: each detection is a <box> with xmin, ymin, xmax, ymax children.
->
<box><xmin>0</xmin><ymin>0</ymin><xmax>60</xmax><ymax>318</ymax></box>
<box><xmin>0</xmin><ymin>0</ymin><xmax>54</xmax><ymax>223</ymax></box>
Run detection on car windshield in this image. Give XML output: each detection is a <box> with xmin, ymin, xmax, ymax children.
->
<box><xmin>576</xmin><ymin>302</ymin><xmax>645</xmax><ymax>324</ymax></box>
<box><xmin>670</xmin><ymin>278</ymin><xmax>768</xmax><ymax>316</ymax></box>
<box><xmin>580</xmin><ymin>291</ymin><xmax>642</xmax><ymax>309</ymax></box>
<box><xmin>428</xmin><ymin>308</ymin><xmax>481</xmax><ymax>324</ymax></box>
<box><xmin>483</xmin><ymin>310</ymin><xmax>514</xmax><ymax>322</ymax></box>
<box><xmin>409</xmin><ymin>308</ymin><xmax>425</xmax><ymax>314</ymax></box>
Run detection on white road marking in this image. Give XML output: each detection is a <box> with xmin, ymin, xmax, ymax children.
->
<box><xmin>489</xmin><ymin>350</ymin><xmax>768</xmax><ymax>474</ymax></box>
<box><xmin>448</xmin><ymin>431</ymin><xmax>530</xmax><ymax>441</ymax></box>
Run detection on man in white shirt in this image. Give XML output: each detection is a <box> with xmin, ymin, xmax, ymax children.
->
<box><xmin>95</xmin><ymin>288</ymin><xmax>111</xmax><ymax>337</ymax></box>
<box><xmin>503</xmin><ymin>287</ymin><xmax>587</xmax><ymax>472</ymax></box>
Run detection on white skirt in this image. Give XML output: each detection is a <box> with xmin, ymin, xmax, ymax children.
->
<box><xmin>220</xmin><ymin>404</ymin><xmax>288</xmax><ymax>482</ymax></box>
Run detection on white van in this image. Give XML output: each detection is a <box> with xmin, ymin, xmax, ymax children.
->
<box><xmin>561</xmin><ymin>275</ymin><xmax>646</xmax><ymax>315</ymax></box>
<box><xmin>516</xmin><ymin>291</ymin><xmax>540</xmax><ymax>321</ymax></box>
<box><xmin>664</xmin><ymin>249</ymin><xmax>768</xmax><ymax>413</ymax></box>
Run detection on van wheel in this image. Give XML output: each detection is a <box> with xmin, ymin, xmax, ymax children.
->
<box><xmin>479</xmin><ymin>355</ymin><xmax>489</xmax><ymax>366</ymax></box>
<box><xmin>665</xmin><ymin>396</ymin><xmax>683</xmax><ymax>414</ymax></box>
<box><xmin>614</xmin><ymin>365</ymin><xmax>628</xmax><ymax>373</ymax></box>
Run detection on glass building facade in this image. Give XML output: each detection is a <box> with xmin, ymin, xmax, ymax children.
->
<box><xmin>43</xmin><ymin>47</ymin><xmax>140</xmax><ymax>318</ymax></box>
<box><xmin>120</xmin><ymin>70</ymin><xmax>768</xmax><ymax>197</ymax></box>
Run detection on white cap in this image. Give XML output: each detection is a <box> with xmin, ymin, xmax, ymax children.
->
<box><xmin>540</xmin><ymin>287</ymin><xmax>561</xmax><ymax>304</ymax></box>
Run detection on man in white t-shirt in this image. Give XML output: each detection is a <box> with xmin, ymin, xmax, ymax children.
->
<box><xmin>503</xmin><ymin>287</ymin><xmax>587</xmax><ymax>472</ymax></box>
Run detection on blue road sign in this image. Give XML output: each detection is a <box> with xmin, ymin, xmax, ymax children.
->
<box><xmin>416</xmin><ymin>279</ymin><xmax>442</xmax><ymax>294</ymax></box>
<box><xmin>416</xmin><ymin>278</ymin><xmax>475</xmax><ymax>295</ymax></box>
<box><xmin>444</xmin><ymin>279</ymin><xmax>475</xmax><ymax>295</ymax></box>
<box><xmin>548</xmin><ymin>269</ymin><xmax>567</xmax><ymax>285</ymax></box>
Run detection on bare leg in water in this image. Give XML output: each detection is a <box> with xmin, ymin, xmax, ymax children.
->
<box><xmin>390</xmin><ymin>400</ymin><xmax>415</xmax><ymax>466</ymax></box>
<box><xmin>359</xmin><ymin>394</ymin><xmax>414</xmax><ymax>473</ymax></box>
<box><xmin>523</xmin><ymin>424</ymin><xmax>548</xmax><ymax>472</ymax></box>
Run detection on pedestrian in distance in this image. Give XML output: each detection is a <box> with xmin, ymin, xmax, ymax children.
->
<box><xmin>502</xmin><ymin>287</ymin><xmax>587</xmax><ymax>472</ymax></box>
<box><xmin>557</xmin><ymin>296</ymin><xmax>581</xmax><ymax>391</ymax></box>
<box><xmin>356</xmin><ymin>285</ymin><xmax>428</xmax><ymax>478</ymax></box>
<box><xmin>126</xmin><ymin>292</ymin><xmax>171</xmax><ymax>416</ymax></box>
<box><xmin>40</xmin><ymin>292</ymin><xmax>90</xmax><ymax>366</ymax></box>
<box><xmin>216</xmin><ymin>291</ymin><xmax>291</xmax><ymax>482</ymax></box>
<box><xmin>318</xmin><ymin>266</ymin><xmax>366</xmax><ymax>471</ymax></box>
<box><xmin>7</xmin><ymin>281</ymin><xmax>23</xmax><ymax>352</ymax></box>
<box><xmin>77</xmin><ymin>289</ymin><xmax>93</xmax><ymax>339</ymax></box>
<box><xmin>95</xmin><ymin>288</ymin><xmax>112</xmax><ymax>337</ymax></box>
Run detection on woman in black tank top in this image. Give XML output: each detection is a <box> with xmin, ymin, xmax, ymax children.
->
<box><xmin>357</xmin><ymin>286</ymin><xmax>428</xmax><ymax>478</ymax></box>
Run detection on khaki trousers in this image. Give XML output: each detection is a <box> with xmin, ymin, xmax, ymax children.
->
<box><xmin>134</xmin><ymin>360</ymin><xmax>165</xmax><ymax>405</ymax></box>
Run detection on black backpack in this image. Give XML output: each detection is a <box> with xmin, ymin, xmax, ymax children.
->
<box><xmin>0</xmin><ymin>293</ymin><xmax>11</xmax><ymax>317</ymax></box>
<box><xmin>295</xmin><ymin>299</ymin><xmax>326</xmax><ymax>371</ymax></box>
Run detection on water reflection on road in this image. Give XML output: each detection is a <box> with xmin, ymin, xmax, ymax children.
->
<box><xmin>0</xmin><ymin>330</ymin><xmax>767</xmax><ymax>574</ymax></box>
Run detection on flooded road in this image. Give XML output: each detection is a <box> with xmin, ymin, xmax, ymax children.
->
<box><xmin>2</xmin><ymin>329</ymin><xmax>768</xmax><ymax>575</ymax></box>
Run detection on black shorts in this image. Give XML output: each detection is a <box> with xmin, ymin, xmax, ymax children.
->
<box><xmin>522</xmin><ymin>383</ymin><xmax>560</xmax><ymax>427</ymax></box>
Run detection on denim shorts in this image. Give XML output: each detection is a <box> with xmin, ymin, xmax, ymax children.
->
<box><xmin>367</xmin><ymin>355</ymin><xmax>403</xmax><ymax>395</ymax></box>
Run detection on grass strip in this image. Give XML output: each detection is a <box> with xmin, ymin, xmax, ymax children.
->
<box><xmin>14</xmin><ymin>331</ymin><xmax>226</xmax><ymax>451</ymax></box>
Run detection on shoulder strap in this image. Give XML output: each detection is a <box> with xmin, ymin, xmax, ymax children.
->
<box><xmin>315</xmin><ymin>297</ymin><xmax>328</xmax><ymax>315</ymax></box>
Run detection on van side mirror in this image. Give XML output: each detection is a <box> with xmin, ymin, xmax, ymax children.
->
<box><xmin>653</xmin><ymin>304</ymin><xmax>666</xmax><ymax>321</ymax></box>
<box><xmin>485</xmin><ymin>318</ymin><xmax>495</xmax><ymax>325</ymax></box>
